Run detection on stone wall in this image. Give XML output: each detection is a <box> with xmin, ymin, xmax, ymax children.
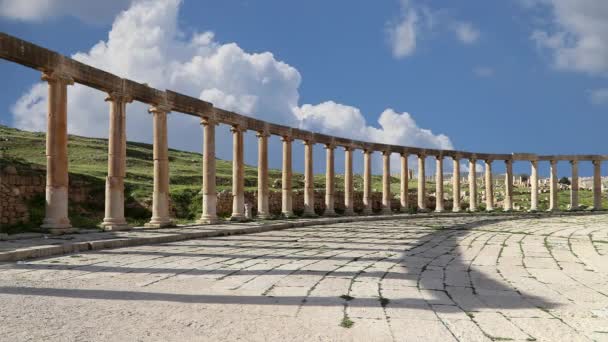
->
<box><xmin>0</xmin><ymin>166</ymin><xmax>92</xmax><ymax>227</ymax></box>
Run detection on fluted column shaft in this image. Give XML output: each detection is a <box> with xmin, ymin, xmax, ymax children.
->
<box><xmin>468</xmin><ymin>159</ymin><xmax>477</xmax><ymax>211</ymax></box>
<box><xmin>41</xmin><ymin>71</ymin><xmax>73</xmax><ymax>233</ymax></box>
<box><xmin>504</xmin><ymin>160</ymin><xmax>513</xmax><ymax>211</ymax></box>
<box><xmin>382</xmin><ymin>151</ymin><xmax>392</xmax><ymax>214</ymax></box>
<box><xmin>362</xmin><ymin>150</ymin><xmax>373</xmax><ymax>215</ymax></box>
<box><xmin>452</xmin><ymin>158</ymin><xmax>461</xmax><ymax>212</ymax></box>
<box><xmin>230</xmin><ymin>126</ymin><xmax>245</xmax><ymax>220</ymax></box>
<box><xmin>303</xmin><ymin>140</ymin><xmax>315</xmax><ymax>216</ymax></box>
<box><xmin>435</xmin><ymin>156</ymin><xmax>444</xmax><ymax>212</ymax></box>
<box><xmin>146</xmin><ymin>105</ymin><xmax>174</xmax><ymax>228</ymax></box>
<box><xmin>325</xmin><ymin>145</ymin><xmax>336</xmax><ymax>216</ymax></box>
<box><xmin>101</xmin><ymin>92</ymin><xmax>131</xmax><ymax>230</ymax></box>
<box><xmin>344</xmin><ymin>147</ymin><xmax>355</xmax><ymax>215</ymax></box>
<box><xmin>417</xmin><ymin>154</ymin><xmax>426</xmax><ymax>210</ymax></box>
<box><xmin>400</xmin><ymin>153</ymin><xmax>409</xmax><ymax>211</ymax></box>
<box><xmin>530</xmin><ymin>160</ymin><xmax>539</xmax><ymax>211</ymax></box>
<box><xmin>198</xmin><ymin>118</ymin><xmax>218</xmax><ymax>223</ymax></box>
<box><xmin>256</xmin><ymin>132</ymin><xmax>270</xmax><ymax>219</ymax></box>
<box><xmin>593</xmin><ymin>160</ymin><xmax>603</xmax><ymax>210</ymax></box>
<box><xmin>484</xmin><ymin>160</ymin><xmax>494</xmax><ymax>211</ymax></box>
<box><xmin>281</xmin><ymin>136</ymin><xmax>294</xmax><ymax>217</ymax></box>
<box><xmin>549</xmin><ymin>160</ymin><xmax>558</xmax><ymax>211</ymax></box>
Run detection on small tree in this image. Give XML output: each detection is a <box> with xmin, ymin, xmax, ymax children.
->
<box><xmin>558</xmin><ymin>177</ymin><xmax>571</xmax><ymax>185</ymax></box>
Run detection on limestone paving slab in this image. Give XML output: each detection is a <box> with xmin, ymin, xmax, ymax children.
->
<box><xmin>0</xmin><ymin>213</ymin><xmax>607</xmax><ymax>341</ymax></box>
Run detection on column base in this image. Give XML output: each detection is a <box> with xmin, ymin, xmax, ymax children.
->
<box><xmin>282</xmin><ymin>211</ymin><xmax>297</xmax><ymax>219</ymax></box>
<box><xmin>101</xmin><ymin>217</ymin><xmax>131</xmax><ymax>231</ymax></box>
<box><xmin>196</xmin><ymin>215</ymin><xmax>219</xmax><ymax>224</ymax></box>
<box><xmin>323</xmin><ymin>210</ymin><xmax>338</xmax><ymax>217</ymax></box>
<box><xmin>435</xmin><ymin>209</ymin><xmax>445</xmax><ymax>213</ymax></box>
<box><xmin>40</xmin><ymin>223</ymin><xmax>77</xmax><ymax>235</ymax></box>
<box><xmin>343</xmin><ymin>209</ymin><xmax>355</xmax><ymax>216</ymax></box>
<box><xmin>452</xmin><ymin>208</ymin><xmax>461</xmax><ymax>213</ymax></box>
<box><xmin>380</xmin><ymin>208</ymin><xmax>392</xmax><ymax>215</ymax></box>
<box><xmin>257</xmin><ymin>213</ymin><xmax>272</xmax><ymax>220</ymax></box>
<box><xmin>145</xmin><ymin>218</ymin><xmax>174</xmax><ymax>228</ymax></box>
<box><xmin>301</xmin><ymin>212</ymin><xmax>318</xmax><ymax>218</ymax></box>
<box><xmin>230</xmin><ymin>213</ymin><xmax>246</xmax><ymax>222</ymax></box>
<box><xmin>361</xmin><ymin>207</ymin><xmax>373</xmax><ymax>215</ymax></box>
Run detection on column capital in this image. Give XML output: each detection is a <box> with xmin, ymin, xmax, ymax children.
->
<box><xmin>416</xmin><ymin>152</ymin><xmax>426</xmax><ymax>158</ymax></box>
<box><xmin>363</xmin><ymin>149</ymin><xmax>373</xmax><ymax>155</ymax></box>
<box><xmin>324</xmin><ymin>143</ymin><xmax>336</xmax><ymax>150</ymax></box>
<box><xmin>230</xmin><ymin>124</ymin><xmax>246</xmax><ymax>133</ymax></box>
<box><xmin>281</xmin><ymin>135</ymin><xmax>294</xmax><ymax>142</ymax></box>
<box><xmin>435</xmin><ymin>155</ymin><xmax>443</xmax><ymax>161</ymax></box>
<box><xmin>382</xmin><ymin>150</ymin><xmax>391</xmax><ymax>156</ymax></box>
<box><xmin>569</xmin><ymin>159</ymin><xmax>578</xmax><ymax>165</ymax></box>
<box><xmin>200</xmin><ymin>117</ymin><xmax>217</xmax><ymax>126</ymax></box>
<box><xmin>343</xmin><ymin>145</ymin><xmax>355</xmax><ymax>152</ymax></box>
<box><xmin>592</xmin><ymin>159</ymin><xmax>602</xmax><ymax>166</ymax></box>
<box><xmin>41</xmin><ymin>70</ymin><xmax>74</xmax><ymax>85</ymax></box>
<box><xmin>484</xmin><ymin>159</ymin><xmax>493</xmax><ymax>164</ymax></box>
<box><xmin>505</xmin><ymin>159</ymin><xmax>513</xmax><ymax>165</ymax></box>
<box><xmin>550</xmin><ymin>159</ymin><xmax>557</xmax><ymax>166</ymax></box>
<box><xmin>256</xmin><ymin>130</ymin><xmax>270</xmax><ymax>138</ymax></box>
<box><xmin>302</xmin><ymin>139</ymin><xmax>315</xmax><ymax>146</ymax></box>
<box><xmin>400</xmin><ymin>151</ymin><xmax>409</xmax><ymax>157</ymax></box>
<box><xmin>452</xmin><ymin>153</ymin><xmax>462</xmax><ymax>161</ymax></box>
<box><xmin>105</xmin><ymin>91</ymin><xmax>133</xmax><ymax>104</ymax></box>
<box><xmin>468</xmin><ymin>157</ymin><xmax>477</xmax><ymax>163</ymax></box>
<box><xmin>148</xmin><ymin>104</ymin><xmax>172</xmax><ymax>115</ymax></box>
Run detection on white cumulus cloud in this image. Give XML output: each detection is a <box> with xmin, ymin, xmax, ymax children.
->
<box><xmin>12</xmin><ymin>0</ymin><xmax>452</xmax><ymax>169</ymax></box>
<box><xmin>386</xmin><ymin>0</ymin><xmax>420</xmax><ymax>59</ymax></box>
<box><xmin>528</xmin><ymin>0</ymin><xmax>608</xmax><ymax>75</ymax></box>
<box><xmin>0</xmin><ymin>0</ymin><xmax>132</xmax><ymax>24</ymax></box>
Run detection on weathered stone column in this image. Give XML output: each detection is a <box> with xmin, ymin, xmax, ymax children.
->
<box><xmin>549</xmin><ymin>160</ymin><xmax>558</xmax><ymax>211</ymax></box>
<box><xmin>281</xmin><ymin>136</ymin><xmax>294</xmax><ymax>217</ymax></box>
<box><xmin>468</xmin><ymin>158</ymin><xmax>477</xmax><ymax>211</ymax></box>
<box><xmin>452</xmin><ymin>157</ymin><xmax>461</xmax><ymax>212</ymax></box>
<box><xmin>362</xmin><ymin>150</ymin><xmax>373</xmax><ymax>215</ymax></box>
<box><xmin>324</xmin><ymin>144</ymin><xmax>336</xmax><ymax>216</ymax></box>
<box><xmin>435</xmin><ymin>156</ymin><xmax>444</xmax><ymax>212</ymax></box>
<box><xmin>101</xmin><ymin>92</ymin><xmax>132</xmax><ymax>231</ymax></box>
<box><xmin>417</xmin><ymin>154</ymin><xmax>426</xmax><ymax>211</ymax></box>
<box><xmin>146</xmin><ymin>104</ymin><xmax>174</xmax><ymax>228</ymax></box>
<box><xmin>504</xmin><ymin>159</ymin><xmax>514</xmax><ymax>211</ymax></box>
<box><xmin>256</xmin><ymin>132</ymin><xmax>270</xmax><ymax>219</ymax></box>
<box><xmin>400</xmin><ymin>152</ymin><xmax>409</xmax><ymax>211</ymax></box>
<box><xmin>530</xmin><ymin>160</ymin><xmax>539</xmax><ymax>211</ymax></box>
<box><xmin>344</xmin><ymin>147</ymin><xmax>355</xmax><ymax>215</ymax></box>
<box><xmin>569</xmin><ymin>160</ymin><xmax>579</xmax><ymax>210</ymax></box>
<box><xmin>593</xmin><ymin>160</ymin><xmax>603</xmax><ymax>210</ymax></box>
<box><xmin>381</xmin><ymin>151</ymin><xmax>392</xmax><ymax>214</ymax></box>
<box><xmin>198</xmin><ymin>117</ymin><xmax>218</xmax><ymax>224</ymax></box>
<box><xmin>303</xmin><ymin>140</ymin><xmax>316</xmax><ymax>217</ymax></box>
<box><xmin>230</xmin><ymin>126</ymin><xmax>245</xmax><ymax>221</ymax></box>
<box><xmin>484</xmin><ymin>160</ymin><xmax>494</xmax><ymax>211</ymax></box>
<box><xmin>41</xmin><ymin>71</ymin><xmax>74</xmax><ymax>233</ymax></box>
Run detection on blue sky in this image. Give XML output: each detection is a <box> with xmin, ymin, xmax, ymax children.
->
<box><xmin>0</xmin><ymin>0</ymin><xmax>606</xmax><ymax>177</ymax></box>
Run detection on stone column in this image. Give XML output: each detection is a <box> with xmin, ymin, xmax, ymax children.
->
<box><xmin>101</xmin><ymin>92</ymin><xmax>132</xmax><ymax>231</ymax></box>
<box><xmin>303</xmin><ymin>140</ymin><xmax>316</xmax><ymax>216</ymax></box>
<box><xmin>530</xmin><ymin>160</ymin><xmax>539</xmax><ymax>211</ymax></box>
<box><xmin>40</xmin><ymin>71</ymin><xmax>74</xmax><ymax>233</ymax></box>
<box><xmin>435</xmin><ymin>156</ymin><xmax>444</xmax><ymax>212</ymax></box>
<box><xmin>198</xmin><ymin>118</ymin><xmax>218</xmax><ymax>224</ymax></box>
<box><xmin>593</xmin><ymin>160</ymin><xmax>603</xmax><ymax>210</ymax></box>
<box><xmin>400</xmin><ymin>153</ymin><xmax>409</xmax><ymax>212</ymax></box>
<box><xmin>281</xmin><ymin>136</ymin><xmax>294</xmax><ymax>217</ymax></box>
<box><xmin>256</xmin><ymin>132</ymin><xmax>270</xmax><ymax>219</ymax></box>
<box><xmin>324</xmin><ymin>144</ymin><xmax>336</xmax><ymax>216</ymax></box>
<box><xmin>230</xmin><ymin>126</ymin><xmax>245</xmax><ymax>221</ymax></box>
<box><xmin>484</xmin><ymin>160</ymin><xmax>494</xmax><ymax>211</ymax></box>
<box><xmin>549</xmin><ymin>160</ymin><xmax>558</xmax><ymax>211</ymax></box>
<box><xmin>468</xmin><ymin>158</ymin><xmax>477</xmax><ymax>211</ymax></box>
<box><xmin>344</xmin><ymin>147</ymin><xmax>355</xmax><ymax>215</ymax></box>
<box><xmin>504</xmin><ymin>160</ymin><xmax>513</xmax><ymax>211</ymax></box>
<box><xmin>381</xmin><ymin>150</ymin><xmax>392</xmax><ymax>214</ymax></box>
<box><xmin>146</xmin><ymin>105</ymin><xmax>174</xmax><ymax>228</ymax></box>
<box><xmin>452</xmin><ymin>157</ymin><xmax>461</xmax><ymax>212</ymax></box>
<box><xmin>362</xmin><ymin>150</ymin><xmax>373</xmax><ymax>215</ymax></box>
<box><xmin>569</xmin><ymin>160</ymin><xmax>579</xmax><ymax>210</ymax></box>
<box><xmin>417</xmin><ymin>154</ymin><xmax>426</xmax><ymax>211</ymax></box>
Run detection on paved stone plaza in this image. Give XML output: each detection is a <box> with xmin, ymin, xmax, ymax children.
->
<box><xmin>1</xmin><ymin>214</ymin><xmax>607</xmax><ymax>341</ymax></box>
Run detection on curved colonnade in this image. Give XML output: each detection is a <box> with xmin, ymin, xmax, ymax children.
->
<box><xmin>1</xmin><ymin>32</ymin><xmax>606</xmax><ymax>233</ymax></box>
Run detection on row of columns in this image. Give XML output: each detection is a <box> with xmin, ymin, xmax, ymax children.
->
<box><xmin>39</xmin><ymin>71</ymin><xmax>606</xmax><ymax>232</ymax></box>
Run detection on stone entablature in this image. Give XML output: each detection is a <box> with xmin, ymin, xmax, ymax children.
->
<box><xmin>0</xmin><ymin>32</ymin><xmax>606</xmax><ymax>233</ymax></box>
